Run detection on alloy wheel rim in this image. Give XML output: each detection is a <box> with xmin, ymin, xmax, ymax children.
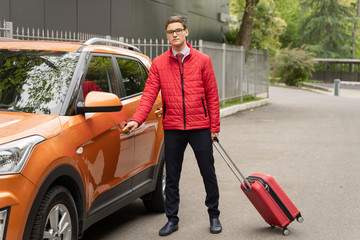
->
<box><xmin>43</xmin><ymin>203</ymin><xmax>72</xmax><ymax>240</ymax></box>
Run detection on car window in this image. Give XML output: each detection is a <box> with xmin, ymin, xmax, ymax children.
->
<box><xmin>0</xmin><ymin>49</ymin><xmax>79</xmax><ymax>114</ymax></box>
<box><xmin>116</xmin><ymin>58</ymin><xmax>146</xmax><ymax>96</ymax></box>
<box><xmin>83</xmin><ymin>56</ymin><xmax>116</xmax><ymax>99</ymax></box>
<box><xmin>139</xmin><ymin>63</ymin><xmax>148</xmax><ymax>80</ymax></box>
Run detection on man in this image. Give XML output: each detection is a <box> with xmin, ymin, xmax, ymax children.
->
<box><xmin>126</xmin><ymin>15</ymin><xmax>222</xmax><ymax>236</ymax></box>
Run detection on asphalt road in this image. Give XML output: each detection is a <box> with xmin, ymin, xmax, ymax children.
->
<box><xmin>82</xmin><ymin>86</ymin><xmax>360</xmax><ymax>240</ymax></box>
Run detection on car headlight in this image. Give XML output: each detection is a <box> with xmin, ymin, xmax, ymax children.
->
<box><xmin>0</xmin><ymin>135</ymin><xmax>45</xmax><ymax>175</ymax></box>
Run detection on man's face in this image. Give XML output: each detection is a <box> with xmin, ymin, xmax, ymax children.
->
<box><xmin>166</xmin><ymin>22</ymin><xmax>188</xmax><ymax>50</ymax></box>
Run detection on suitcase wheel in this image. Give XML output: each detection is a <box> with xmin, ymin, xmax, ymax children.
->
<box><xmin>297</xmin><ymin>216</ymin><xmax>304</xmax><ymax>223</ymax></box>
<box><xmin>283</xmin><ymin>228</ymin><xmax>290</xmax><ymax>236</ymax></box>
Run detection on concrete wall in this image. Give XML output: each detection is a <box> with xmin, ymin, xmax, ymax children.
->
<box><xmin>0</xmin><ymin>0</ymin><xmax>229</xmax><ymax>42</ymax></box>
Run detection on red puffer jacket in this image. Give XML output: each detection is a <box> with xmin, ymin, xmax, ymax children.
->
<box><xmin>131</xmin><ymin>43</ymin><xmax>220</xmax><ymax>132</ymax></box>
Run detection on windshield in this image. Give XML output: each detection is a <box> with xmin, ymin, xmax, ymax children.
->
<box><xmin>0</xmin><ymin>49</ymin><xmax>79</xmax><ymax>114</ymax></box>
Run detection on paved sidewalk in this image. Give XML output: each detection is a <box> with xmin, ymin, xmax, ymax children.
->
<box><xmin>83</xmin><ymin>86</ymin><xmax>360</xmax><ymax>240</ymax></box>
<box><xmin>220</xmin><ymin>98</ymin><xmax>269</xmax><ymax>118</ymax></box>
<box><xmin>303</xmin><ymin>82</ymin><xmax>360</xmax><ymax>98</ymax></box>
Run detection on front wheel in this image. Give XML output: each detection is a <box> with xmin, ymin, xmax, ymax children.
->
<box><xmin>30</xmin><ymin>185</ymin><xmax>78</xmax><ymax>240</ymax></box>
<box><xmin>143</xmin><ymin>148</ymin><xmax>166</xmax><ymax>212</ymax></box>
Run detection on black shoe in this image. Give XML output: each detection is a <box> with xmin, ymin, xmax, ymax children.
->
<box><xmin>159</xmin><ymin>221</ymin><xmax>179</xmax><ymax>236</ymax></box>
<box><xmin>210</xmin><ymin>218</ymin><xmax>222</xmax><ymax>234</ymax></box>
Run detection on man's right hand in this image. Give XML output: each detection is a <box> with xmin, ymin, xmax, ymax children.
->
<box><xmin>124</xmin><ymin>121</ymin><xmax>139</xmax><ymax>133</ymax></box>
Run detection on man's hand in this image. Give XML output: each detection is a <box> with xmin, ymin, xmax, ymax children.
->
<box><xmin>211</xmin><ymin>132</ymin><xmax>219</xmax><ymax>141</ymax></box>
<box><xmin>123</xmin><ymin>121</ymin><xmax>139</xmax><ymax>133</ymax></box>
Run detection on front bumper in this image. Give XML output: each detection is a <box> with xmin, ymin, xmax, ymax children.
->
<box><xmin>0</xmin><ymin>174</ymin><xmax>36</xmax><ymax>240</ymax></box>
<box><xmin>0</xmin><ymin>207</ymin><xmax>10</xmax><ymax>240</ymax></box>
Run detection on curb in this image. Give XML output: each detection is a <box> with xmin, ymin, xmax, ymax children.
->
<box><xmin>220</xmin><ymin>98</ymin><xmax>269</xmax><ymax>118</ymax></box>
<box><xmin>301</xmin><ymin>83</ymin><xmax>331</xmax><ymax>92</ymax></box>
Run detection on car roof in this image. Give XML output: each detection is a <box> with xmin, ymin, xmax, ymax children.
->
<box><xmin>0</xmin><ymin>39</ymin><xmax>152</xmax><ymax>68</ymax></box>
<box><xmin>0</xmin><ymin>39</ymin><xmax>83</xmax><ymax>52</ymax></box>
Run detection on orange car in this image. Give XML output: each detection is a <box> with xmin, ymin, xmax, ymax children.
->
<box><xmin>0</xmin><ymin>38</ymin><xmax>165</xmax><ymax>239</ymax></box>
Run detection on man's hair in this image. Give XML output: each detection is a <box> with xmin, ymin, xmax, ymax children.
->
<box><xmin>164</xmin><ymin>15</ymin><xmax>187</xmax><ymax>30</ymax></box>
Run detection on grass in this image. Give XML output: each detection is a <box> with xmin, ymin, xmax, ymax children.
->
<box><xmin>219</xmin><ymin>95</ymin><xmax>263</xmax><ymax>109</ymax></box>
<box><xmin>307</xmin><ymin>80</ymin><xmax>325</xmax><ymax>83</ymax></box>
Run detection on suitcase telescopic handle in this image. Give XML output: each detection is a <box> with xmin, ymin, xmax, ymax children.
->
<box><xmin>213</xmin><ymin>137</ymin><xmax>251</xmax><ymax>191</ymax></box>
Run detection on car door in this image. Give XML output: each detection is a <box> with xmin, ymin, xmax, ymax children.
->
<box><xmin>76</xmin><ymin>54</ymin><xmax>135</xmax><ymax>212</ymax></box>
<box><xmin>115</xmin><ymin>57</ymin><xmax>163</xmax><ymax>190</ymax></box>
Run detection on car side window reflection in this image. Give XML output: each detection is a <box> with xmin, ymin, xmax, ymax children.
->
<box><xmin>83</xmin><ymin>56</ymin><xmax>116</xmax><ymax>99</ymax></box>
<box><xmin>116</xmin><ymin>58</ymin><xmax>145</xmax><ymax>96</ymax></box>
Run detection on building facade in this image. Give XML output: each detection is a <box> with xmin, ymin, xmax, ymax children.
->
<box><xmin>0</xmin><ymin>0</ymin><xmax>229</xmax><ymax>42</ymax></box>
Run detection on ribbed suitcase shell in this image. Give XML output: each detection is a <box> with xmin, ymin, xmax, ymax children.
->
<box><xmin>241</xmin><ymin>173</ymin><xmax>301</xmax><ymax>230</ymax></box>
<box><xmin>212</xmin><ymin>139</ymin><xmax>302</xmax><ymax>235</ymax></box>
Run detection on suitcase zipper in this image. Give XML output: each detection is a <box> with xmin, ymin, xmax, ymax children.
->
<box><xmin>247</xmin><ymin>176</ymin><xmax>295</xmax><ymax>222</ymax></box>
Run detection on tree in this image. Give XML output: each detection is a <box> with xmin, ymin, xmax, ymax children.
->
<box><xmin>351</xmin><ymin>1</ymin><xmax>360</xmax><ymax>58</ymax></box>
<box><xmin>276</xmin><ymin>0</ymin><xmax>302</xmax><ymax>48</ymax></box>
<box><xmin>250</xmin><ymin>0</ymin><xmax>287</xmax><ymax>56</ymax></box>
<box><xmin>350</xmin><ymin>0</ymin><xmax>360</xmax><ymax>71</ymax></box>
<box><xmin>298</xmin><ymin>0</ymin><xmax>356</xmax><ymax>58</ymax></box>
<box><xmin>226</xmin><ymin>0</ymin><xmax>288</xmax><ymax>57</ymax></box>
<box><xmin>235</xmin><ymin>0</ymin><xmax>260</xmax><ymax>59</ymax></box>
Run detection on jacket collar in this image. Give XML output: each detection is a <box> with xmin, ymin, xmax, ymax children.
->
<box><xmin>168</xmin><ymin>42</ymin><xmax>193</xmax><ymax>59</ymax></box>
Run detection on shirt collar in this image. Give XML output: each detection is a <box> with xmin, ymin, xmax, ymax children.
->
<box><xmin>172</xmin><ymin>44</ymin><xmax>190</xmax><ymax>57</ymax></box>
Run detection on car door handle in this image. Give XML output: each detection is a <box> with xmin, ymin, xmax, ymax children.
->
<box><xmin>155</xmin><ymin>108</ymin><xmax>162</xmax><ymax>118</ymax></box>
<box><xmin>122</xmin><ymin>126</ymin><xmax>130</xmax><ymax>133</ymax></box>
<box><xmin>119</xmin><ymin>121</ymin><xmax>131</xmax><ymax>134</ymax></box>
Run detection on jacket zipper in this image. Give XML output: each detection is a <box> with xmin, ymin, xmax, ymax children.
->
<box><xmin>202</xmin><ymin>98</ymin><xmax>207</xmax><ymax>117</ymax></box>
<box><xmin>163</xmin><ymin>101</ymin><xmax>166</xmax><ymax>119</ymax></box>
<box><xmin>177</xmin><ymin>58</ymin><xmax>186</xmax><ymax>130</ymax></box>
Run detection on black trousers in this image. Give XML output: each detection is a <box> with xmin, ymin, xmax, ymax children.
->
<box><xmin>164</xmin><ymin>128</ymin><xmax>220</xmax><ymax>224</ymax></box>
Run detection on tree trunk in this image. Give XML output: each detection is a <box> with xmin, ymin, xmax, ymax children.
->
<box><xmin>351</xmin><ymin>0</ymin><xmax>360</xmax><ymax>72</ymax></box>
<box><xmin>235</xmin><ymin>0</ymin><xmax>260</xmax><ymax>61</ymax></box>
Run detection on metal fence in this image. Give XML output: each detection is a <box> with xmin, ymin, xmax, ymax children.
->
<box><xmin>199</xmin><ymin>41</ymin><xmax>269</xmax><ymax>105</ymax></box>
<box><xmin>0</xmin><ymin>20</ymin><xmax>12</xmax><ymax>39</ymax></box>
<box><xmin>0</xmin><ymin>20</ymin><xmax>269</xmax><ymax>104</ymax></box>
<box><xmin>0</xmin><ymin>20</ymin><xmax>104</xmax><ymax>42</ymax></box>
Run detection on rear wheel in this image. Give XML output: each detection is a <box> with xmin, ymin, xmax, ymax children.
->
<box><xmin>143</xmin><ymin>148</ymin><xmax>166</xmax><ymax>212</ymax></box>
<box><xmin>30</xmin><ymin>185</ymin><xmax>78</xmax><ymax>240</ymax></box>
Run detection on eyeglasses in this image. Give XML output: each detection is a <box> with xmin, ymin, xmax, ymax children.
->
<box><xmin>166</xmin><ymin>28</ymin><xmax>186</xmax><ymax>35</ymax></box>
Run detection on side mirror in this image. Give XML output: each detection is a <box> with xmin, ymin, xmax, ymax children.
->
<box><xmin>77</xmin><ymin>91</ymin><xmax>123</xmax><ymax>114</ymax></box>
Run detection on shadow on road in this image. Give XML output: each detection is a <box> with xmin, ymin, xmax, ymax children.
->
<box><xmin>82</xmin><ymin>200</ymin><xmax>162</xmax><ymax>239</ymax></box>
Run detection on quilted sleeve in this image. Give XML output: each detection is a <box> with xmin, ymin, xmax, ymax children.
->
<box><xmin>203</xmin><ymin>56</ymin><xmax>220</xmax><ymax>133</ymax></box>
<box><xmin>130</xmin><ymin>59</ymin><xmax>161</xmax><ymax>125</ymax></box>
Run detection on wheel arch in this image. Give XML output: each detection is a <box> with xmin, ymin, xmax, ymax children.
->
<box><xmin>23</xmin><ymin>164</ymin><xmax>87</xmax><ymax>239</ymax></box>
<box><xmin>141</xmin><ymin>143</ymin><xmax>165</xmax><ymax>203</ymax></box>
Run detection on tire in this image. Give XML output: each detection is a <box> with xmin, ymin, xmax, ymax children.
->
<box><xmin>143</xmin><ymin>148</ymin><xmax>166</xmax><ymax>212</ymax></box>
<box><xmin>30</xmin><ymin>185</ymin><xmax>78</xmax><ymax>240</ymax></box>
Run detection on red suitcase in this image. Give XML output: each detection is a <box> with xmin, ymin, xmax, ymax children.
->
<box><xmin>213</xmin><ymin>138</ymin><xmax>303</xmax><ymax>236</ymax></box>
